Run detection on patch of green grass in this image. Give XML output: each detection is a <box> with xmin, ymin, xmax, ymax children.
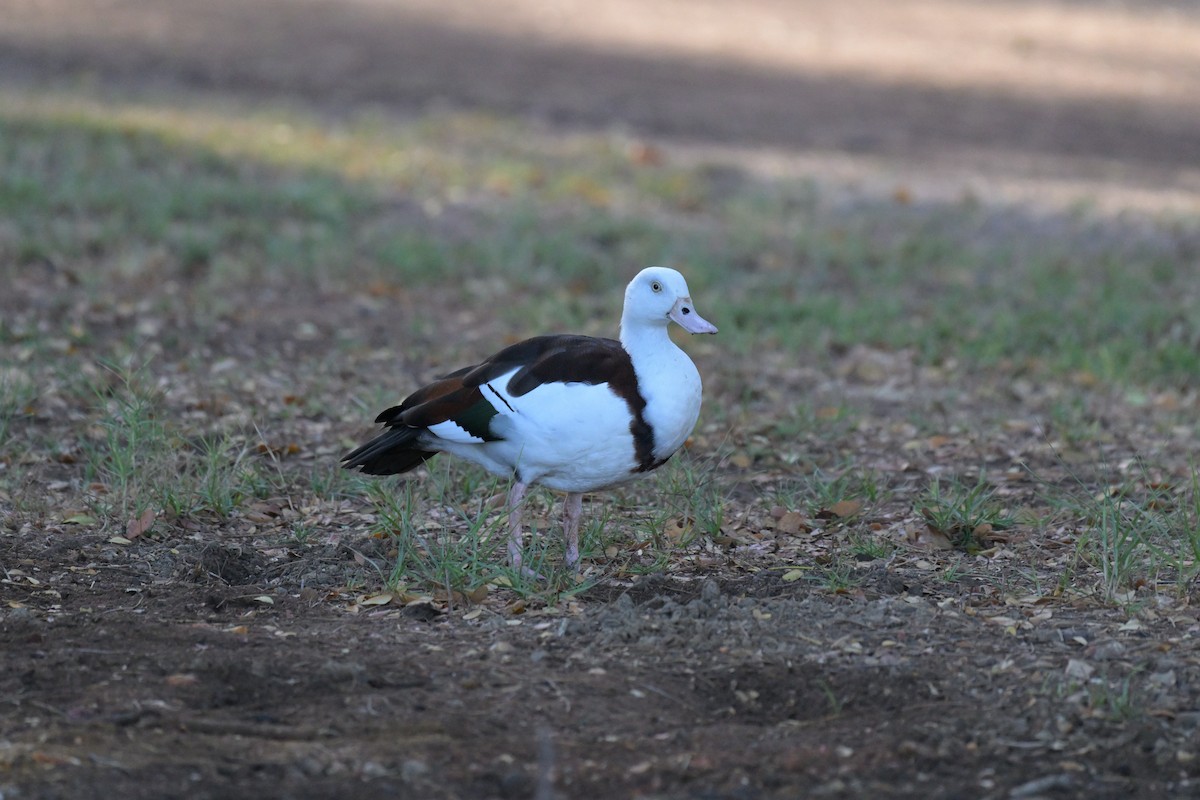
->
<box><xmin>390</xmin><ymin>512</ymin><xmax>502</xmax><ymax>605</ymax></box>
<box><xmin>805</xmin><ymin>470</ymin><xmax>857</xmax><ymax>513</ymax></box>
<box><xmin>289</xmin><ymin>521</ymin><xmax>317</xmax><ymax>546</ymax></box>
<box><xmin>5</xmin><ymin>86</ymin><xmax>1200</xmax><ymax>388</ymax></box>
<box><xmin>369</xmin><ymin>480</ymin><xmax>421</xmax><ymax>541</ymax></box>
<box><xmin>814</xmin><ymin>554</ymin><xmax>861</xmax><ymax>592</ymax></box>
<box><xmin>1160</xmin><ymin>470</ymin><xmax>1200</xmax><ymax>591</ymax></box>
<box><xmin>1045</xmin><ymin>464</ymin><xmax>1200</xmax><ymax>602</ymax></box>
<box><xmin>939</xmin><ymin>560</ymin><xmax>966</xmax><ymax>584</ymax></box>
<box><xmin>541</xmin><ymin>502</ymin><xmax>621</xmax><ymax>570</ymax></box>
<box><xmin>367</xmin><ymin>452</ymin><xmax>724</xmax><ymax>589</ymax></box>
<box><xmin>309</xmin><ymin>461</ymin><xmax>373</xmax><ymax>502</ymax></box>
<box><xmin>0</xmin><ymin>367</ymin><xmax>36</xmax><ymax>449</ymax></box>
<box><xmin>1044</xmin><ymin>396</ymin><xmax>1104</xmax><ymax>448</ymax></box>
<box><xmin>366</xmin><ymin>463</ymin><xmax>598</xmax><ymax>602</ymax></box>
<box><xmin>83</xmin><ymin>362</ymin><xmax>172</xmax><ymax>523</ymax></box>
<box><xmin>767</xmin><ymin>402</ymin><xmax>856</xmax><ymax>445</ymax></box>
<box><xmin>717</xmin><ymin>187</ymin><xmax>1200</xmax><ymax>380</ymax></box>
<box><xmin>919</xmin><ymin>475</ymin><xmax>1016</xmax><ymax>553</ymax></box>
<box><xmin>422</xmin><ymin>457</ymin><xmax>504</xmax><ymax>508</ymax></box>
<box><xmin>190</xmin><ymin>435</ymin><xmax>276</xmax><ymax>519</ymax></box>
<box><xmin>0</xmin><ymin>91</ymin><xmax>720</xmax><ymax>306</ymax></box>
<box><xmin>1077</xmin><ymin>669</ymin><xmax>1146</xmax><ymax>723</ymax></box>
<box><xmin>1081</xmin><ymin>491</ymin><xmax>1154</xmax><ymax>603</ymax></box>
<box><xmin>848</xmin><ymin>532</ymin><xmax>893</xmax><ymax>561</ymax></box>
<box><xmin>816</xmin><ymin>679</ymin><xmax>844</xmax><ymax>717</ymax></box>
<box><xmin>777</xmin><ymin>468</ymin><xmax>886</xmax><ymax>517</ymax></box>
<box><xmin>656</xmin><ymin>452</ymin><xmax>727</xmax><ymax>542</ymax></box>
<box><xmin>0</xmin><ymin>111</ymin><xmax>370</xmax><ymax>293</ymax></box>
<box><xmin>370</xmin><ymin>477</ymin><xmax>500</xmax><ymax>601</ymax></box>
<box><xmin>79</xmin><ymin>362</ymin><xmax>283</xmax><ymax>530</ymax></box>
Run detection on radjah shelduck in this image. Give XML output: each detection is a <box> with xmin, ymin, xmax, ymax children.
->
<box><xmin>343</xmin><ymin>266</ymin><xmax>717</xmax><ymax>572</ymax></box>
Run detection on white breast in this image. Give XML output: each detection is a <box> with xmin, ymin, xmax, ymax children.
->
<box><xmin>633</xmin><ymin>342</ymin><xmax>704</xmax><ymax>462</ymax></box>
<box><xmin>430</xmin><ymin>369</ymin><xmax>642</xmax><ymax>493</ymax></box>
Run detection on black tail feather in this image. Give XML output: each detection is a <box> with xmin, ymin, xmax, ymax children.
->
<box><xmin>341</xmin><ymin>427</ymin><xmax>437</xmax><ymax>476</ymax></box>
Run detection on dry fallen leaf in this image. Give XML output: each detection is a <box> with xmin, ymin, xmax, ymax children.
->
<box><xmin>165</xmin><ymin>673</ymin><xmax>199</xmax><ymax>687</ymax></box>
<box><xmin>817</xmin><ymin>500</ymin><xmax>862</xmax><ymax>520</ymax></box>
<box><xmin>256</xmin><ymin>442</ymin><xmax>301</xmax><ymax>458</ymax></box>
<box><xmin>775</xmin><ymin>511</ymin><xmax>809</xmax><ymax>535</ymax></box>
<box><xmin>1065</xmin><ymin>659</ymin><xmax>1095</xmax><ymax>681</ymax></box>
<box><xmin>729</xmin><ymin>453</ymin><xmax>753</xmax><ymax>469</ymax></box>
<box><xmin>814</xmin><ymin>406</ymin><xmax>843</xmax><ymax>420</ymax></box>
<box><xmin>627</xmin><ymin>141</ymin><xmax>664</xmax><ymax>165</ymax></box>
<box><xmin>664</xmin><ymin>517</ymin><xmax>693</xmax><ymax>543</ymax></box>
<box><xmin>32</xmin><ymin>752</ymin><xmax>81</xmax><ymax>767</ymax></box>
<box><xmin>125</xmin><ymin>507</ymin><xmax>156</xmax><ymax>540</ymax></box>
<box><xmin>907</xmin><ymin>526</ymin><xmax>954</xmax><ymax>550</ymax></box>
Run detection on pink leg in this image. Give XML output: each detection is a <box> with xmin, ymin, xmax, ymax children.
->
<box><xmin>563</xmin><ymin>492</ymin><xmax>583</xmax><ymax>570</ymax></box>
<box><xmin>506</xmin><ymin>481</ymin><xmax>528</xmax><ymax>568</ymax></box>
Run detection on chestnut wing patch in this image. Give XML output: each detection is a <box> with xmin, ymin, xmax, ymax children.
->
<box><xmin>375</xmin><ymin>367</ymin><xmax>500</xmax><ymax>442</ymax></box>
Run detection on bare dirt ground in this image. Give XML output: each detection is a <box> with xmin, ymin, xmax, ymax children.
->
<box><xmin>4</xmin><ymin>2</ymin><xmax>1200</xmax><ymax>799</ymax></box>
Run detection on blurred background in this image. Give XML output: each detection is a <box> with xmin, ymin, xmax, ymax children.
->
<box><xmin>6</xmin><ymin>0</ymin><xmax>1200</xmax><ymax>430</ymax></box>
<box><xmin>4</xmin><ymin>0</ymin><xmax>1199</xmax><ymax>214</ymax></box>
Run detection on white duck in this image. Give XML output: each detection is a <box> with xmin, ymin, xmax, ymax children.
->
<box><xmin>343</xmin><ymin>266</ymin><xmax>717</xmax><ymax>571</ymax></box>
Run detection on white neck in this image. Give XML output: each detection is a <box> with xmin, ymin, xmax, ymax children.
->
<box><xmin>619</xmin><ymin>316</ymin><xmax>677</xmax><ymax>365</ymax></box>
<box><xmin>619</xmin><ymin>316</ymin><xmax>704</xmax><ymax>460</ymax></box>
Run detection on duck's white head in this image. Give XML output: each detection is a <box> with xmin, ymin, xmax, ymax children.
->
<box><xmin>621</xmin><ymin>266</ymin><xmax>718</xmax><ymax>337</ymax></box>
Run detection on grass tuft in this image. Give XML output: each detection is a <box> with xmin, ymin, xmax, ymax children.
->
<box><xmin>919</xmin><ymin>475</ymin><xmax>1016</xmax><ymax>553</ymax></box>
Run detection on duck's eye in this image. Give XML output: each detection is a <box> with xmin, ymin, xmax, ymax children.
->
<box><xmin>651</xmin><ymin>281</ymin><xmax>662</xmax><ymax>292</ymax></box>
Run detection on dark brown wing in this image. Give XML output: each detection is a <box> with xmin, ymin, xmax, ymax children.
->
<box><xmin>343</xmin><ymin>335</ymin><xmax>641</xmax><ymax>475</ymax></box>
<box><xmin>377</xmin><ymin>367</ymin><xmax>489</xmax><ymax>427</ymax></box>
<box><xmin>344</xmin><ymin>368</ymin><xmax>494</xmax><ymax>475</ymax></box>
<box><xmin>460</xmin><ymin>335</ymin><xmax>635</xmax><ymax>399</ymax></box>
